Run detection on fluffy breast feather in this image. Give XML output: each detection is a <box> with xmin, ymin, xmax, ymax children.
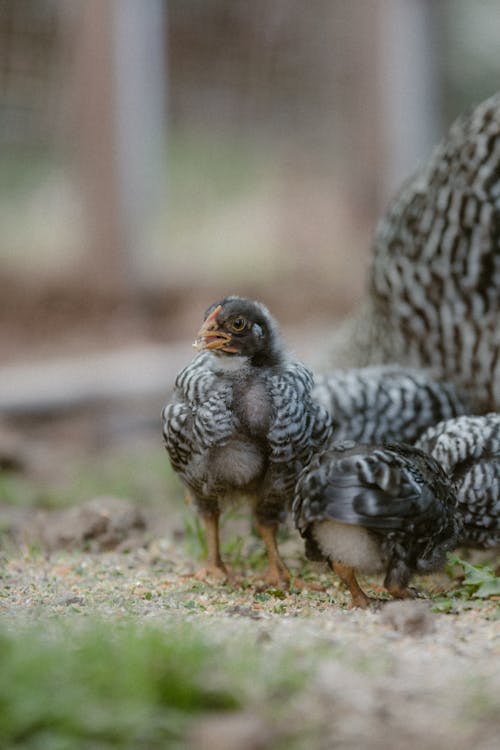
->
<box><xmin>312</xmin><ymin>520</ymin><xmax>386</xmax><ymax>572</ymax></box>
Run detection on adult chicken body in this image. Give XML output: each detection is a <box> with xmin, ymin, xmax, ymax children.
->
<box><xmin>329</xmin><ymin>93</ymin><xmax>500</xmax><ymax>413</ymax></box>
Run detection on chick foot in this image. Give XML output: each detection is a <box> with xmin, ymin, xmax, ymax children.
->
<box><xmin>193</xmin><ymin>562</ymin><xmax>237</xmax><ymax>585</ymax></box>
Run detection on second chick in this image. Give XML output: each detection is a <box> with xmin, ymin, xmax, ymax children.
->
<box><xmin>293</xmin><ymin>441</ymin><xmax>460</xmax><ymax>607</ymax></box>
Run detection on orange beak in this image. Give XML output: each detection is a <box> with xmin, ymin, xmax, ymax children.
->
<box><xmin>193</xmin><ymin>305</ymin><xmax>238</xmax><ymax>353</ymax></box>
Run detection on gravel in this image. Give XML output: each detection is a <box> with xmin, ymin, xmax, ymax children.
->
<box><xmin>1</xmin><ymin>525</ymin><xmax>499</xmax><ymax>750</ymax></box>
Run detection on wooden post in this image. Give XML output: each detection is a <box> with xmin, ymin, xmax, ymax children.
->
<box><xmin>73</xmin><ymin>0</ymin><xmax>166</xmax><ymax>296</ymax></box>
<box><xmin>375</xmin><ymin>0</ymin><xmax>442</xmax><ymax>205</ymax></box>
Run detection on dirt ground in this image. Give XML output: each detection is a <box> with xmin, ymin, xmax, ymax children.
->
<box><xmin>1</xmin><ymin>466</ymin><xmax>499</xmax><ymax>750</ymax></box>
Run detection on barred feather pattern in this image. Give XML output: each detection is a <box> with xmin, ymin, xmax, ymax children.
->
<box><xmin>293</xmin><ymin>441</ymin><xmax>460</xmax><ymax>581</ymax></box>
<box><xmin>313</xmin><ymin>365</ymin><xmax>467</xmax><ymax>444</ymax></box>
<box><xmin>162</xmin><ymin>354</ymin><xmax>233</xmax><ymax>455</ymax></box>
<box><xmin>416</xmin><ymin>413</ymin><xmax>500</xmax><ymax>548</ymax></box>
<box><xmin>162</xmin><ymin>352</ymin><xmax>333</xmax><ymax>517</ymax></box>
<box><xmin>330</xmin><ymin>93</ymin><xmax>500</xmax><ymax>412</ymax></box>
<box><xmin>268</xmin><ymin>362</ymin><xmax>331</xmax><ymax>462</ymax></box>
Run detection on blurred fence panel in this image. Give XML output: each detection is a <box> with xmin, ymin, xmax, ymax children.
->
<box><xmin>1</xmin><ymin>1</ymin><xmax>500</xmax><ymax>367</ymax></box>
<box><xmin>74</xmin><ymin>0</ymin><xmax>167</xmax><ymax>295</ymax></box>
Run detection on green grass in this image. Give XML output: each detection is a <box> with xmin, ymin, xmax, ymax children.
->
<box><xmin>165</xmin><ymin>129</ymin><xmax>280</xmax><ymax>284</ymax></box>
<box><xmin>0</xmin><ymin>619</ymin><xmax>308</xmax><ymax>749</ymax></box>
<box><xmin>0</xmin><ymin>147</ymin><xmax>56</xmax><ymax>198</ymax></box>
<box><xmin>432</xmin><ymin>553</ymin><xmax>500</xmax><ymax>614</ymax></box>
<box><xmin>51</xmin><ymin>448</ymin><xmax>180</xmax><ymax>510</ymax></box>
<box><xmin>0</xmin><ymin>446</ymin><xmax>181</xmax><ymax>510</ymax></box>
<box><xmin>446</xmin><ymin>554</ymin><xmax>500</xmax><ymax>599</ymax></box>
<box><xmin>169</xmin><ymin>130</ymin><xmax>266</xmax><ymax>208</ymax></box>
<box><xmin>180</xmin><ymin>507</ymin><xmax>303</xmax><ymax>579</ymax></box>
<box><xmin>181</xmin><ymin>511</ymin><xmax>209</xmax><ymax>560</ymax></box>
<box><xmin>0</xmin><ymin>473</ymin><xmax>40</xmax><ymax>509</ymax></box>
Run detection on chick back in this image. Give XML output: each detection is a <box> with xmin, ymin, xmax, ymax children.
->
<box><xmin>293</xmin><ymin>441</ymin><xmax>461</xmax><ymax>576</ymax></box>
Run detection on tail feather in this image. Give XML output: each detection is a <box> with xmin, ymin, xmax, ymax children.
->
<box><xmin>314</xmin><ymin>467</ymin><xmax>437</xmax><ymax>531</ymax></box>
<box><xmin>294</xmin><ymin>442</ymin><xmax>454</xmax><ymax>536</ymax></box>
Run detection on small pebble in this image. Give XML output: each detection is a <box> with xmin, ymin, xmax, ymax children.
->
<box><xmin>226</xmin><ymin>605</ymin><xmax>262</xmax><ymax>620</ymax></box>
<box><xmin>189</xmin><ymin>712</ymin><xmax>273</xmax><ymax>750</ymax></box>
<box><xmin>380</xmin><ymin>600</ymin><xmax>436</xmax><ymax>636</ymax></box>
<box><xmin>54</xmin><ymin>595</ymin><xmax>85</xmax><ymax>607</ymax></box>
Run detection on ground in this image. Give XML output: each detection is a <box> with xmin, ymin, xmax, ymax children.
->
<box><xmin>0</xmin><ymin>425</ymin><xmax>498</xmax><ymax>750</ymax></box>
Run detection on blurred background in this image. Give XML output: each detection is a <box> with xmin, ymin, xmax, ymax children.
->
<box><xmin>1</xmin><ymin>0</ymin><xmax>500</xmax><ymax>524</ymax></box>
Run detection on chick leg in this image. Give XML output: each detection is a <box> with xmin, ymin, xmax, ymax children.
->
<box><xmin>384</xmin><ymin>561</ymin><xmax>418</xmax><ymax>600</ymax></box>
<box><xmin>331</xmin><ymin>561</ymin><xmax>372</xmax><ymax>608</ymax></box>
<box><xmin>254</xmin><ymin>521</ymin><xmax>321</xmax><ymax>590</ymax></box>
<box><xmin>195</xmin><ymin>512</ymin><xmax>231</xmax><ymax>582</ymax></box>
<box><xmin>255</xmin><ymin>521</ymin><xmax>291</xmax><ymax>587</ymax></box>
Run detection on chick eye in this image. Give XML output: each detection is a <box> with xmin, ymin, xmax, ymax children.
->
<box><xmin>229</xmin><ymin>317</ymin><xmax>247</xmax><ymax>333</ymax></box>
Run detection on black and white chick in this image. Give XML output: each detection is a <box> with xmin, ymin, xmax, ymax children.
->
<box><xmin>293</xmin><ymin>441</ymin><xmax>460</xmax><ymax>607</ymax></box>
<box><xmin>162</xmin><ymin>296</ymin><xmax>332</xmax><ymax>586</ymax></box>
<box><xmin>313</xmin><ymin>365</ymin><xmax>467</xmax><ymax>444</ymax></box>
<box><xmin>416</xmin><ymin>413</ymin><xmax>500</xmax><ymax>550</ymax></box>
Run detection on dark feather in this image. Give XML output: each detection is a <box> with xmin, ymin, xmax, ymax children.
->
<box><xmin>293</xmin><ymin>442</ymin><xmax>461</xmax><ymax>587</ymax></box>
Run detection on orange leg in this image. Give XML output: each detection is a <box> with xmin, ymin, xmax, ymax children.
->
<box><xmin>331</xmin><ymin>561</ymin><xmax>373</xmax><ymax>608</ymax></box>
<box><xmin>194</xmin><ymin>513</ymin><xmax>232</xmax><ymax>582</ymax></box>
<box><xmin>254</xmin><ymin>521</ymin><xmax>321</xmax><ymax>590</ymax></box>
<box><xmin>255</xmin><ymin>521</ymin><xmax>291</xmax><ymax>587</ymax></box>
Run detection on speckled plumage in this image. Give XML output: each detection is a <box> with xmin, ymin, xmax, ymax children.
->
<box><xmin>329</xmin><ymin>93</ymin><xmax>500</xmax><ymax>413</ymax></box>
<box><xmin>293</xmin><ymin>441</ymin><xmax>460</xmax><ymax>605</ymax></box>
<box><xmin>313</xmin><ymin>365</ymin><xmax>468</xmax><ymax>444</ymax></box>
<box><xmin>163</xmin><ymin>351</ymin><xmax>332</xmax><ymax>516</ymax></box>
<box><xmin>162</xmin><ymin>296</ymin><xmax>332</xmax><ymax>583</ymax></box>
<box><xmin>416</xmin><ymin>413</ymin><xmax>500</xmax><ymax>549</ymax></box>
